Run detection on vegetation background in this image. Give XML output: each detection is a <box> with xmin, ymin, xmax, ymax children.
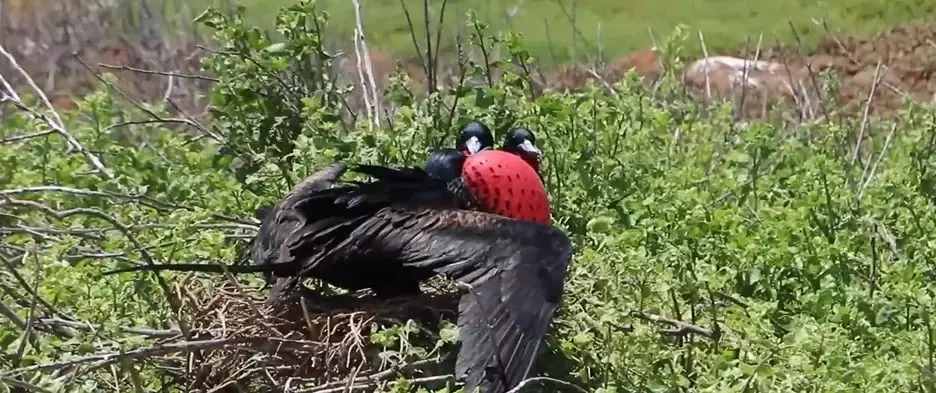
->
<box><xmin>1</xmin><ymin>0</ymin><xmax>936</xmax><ymax>392</ymax></box>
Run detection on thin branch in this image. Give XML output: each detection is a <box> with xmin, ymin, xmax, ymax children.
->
<box><xmin>635</xmin><ymin>311</ymin><xmax>715</xmax><ymax>338</ymax></box>
<box><xmin>0</xmin><ymin>376</ymin><xmax>54</xmax><ymax>393</ymax></box>
<box><xmin>432</xmin><ymin>0</ymin><xmax>449</xmax><ymax>93</ymax></box>
<box><xmin>857</xmin><ymin>122</ymin><xmax>897</xmax><ymax>200</ymax></box>
<box><xmin>74</xmin><ymin>54</ymin><xmax>223</xmax><ymax>143</ymax></box>
<box><xmin>0</xmin><ymin>130</ymin><xmax>56</xmax><ymax>144</ymax></box>
<box><xmin>0</xmin><ymin>299</ymin><xmax>27</xmax><ymax>330</ymax></box>
<box><xmin>296</xmin><ymin>358</ymin><xmax>443</xmax><ymax>392</ymax></box>
<box><xmin>585</xmin><ymin>68</ymin><xmax>618</xmax><ymax>97</ymax></box>
<box><xmin>399</xmin><ymin>0</ymin><xmax>428</xmax><ymax>82</ymax></box>
<box><xmin>97</xmin><ymin>63</ymin><xmax>219</xmax><ymax>82</ymax></box>
<box><xmin>0</xmin><ymin>197</ymin><xmax>189</xmax><ymax>335</ymax></box>
<box><xmin>351</xmin><ymin>0</ymin><xmax>379</xmax><ymax>130</ymax></box>
<box><xmin>697</xmin><ymin>31</ymin><xmax>712</xmax><ymax>102</ymax></box>
<box><xmin>34</xmin><ymin>318</ymin><xmax>181</xmax><ymax>338</ymax></box>
<box><xmin>423</xmin><ymin>0</ymin><xmax>434</xmax><ymax>95</ymax></box>
<box><xmin>305</xmin><ymin>375</ymin><xmax>453</xmax><ymax>393</ymax></box>
<box><xmin>106</xmin><ymin>118</ymin><xmax>201</xmax><ymax>130</ymax></box>
<box><xmin>0</xmin><ymin>45</ymin><xmax>114</xmax><ymax>180</ymax></box>
<box><xmin>504</xmin><ymin>377</ymin><xmax>589</xmax><ymax>393</ymax></box>
<box><xmin>0</xmin><ymin>45</ymin><xmax>63</xmax><ymax>128</ymax></box>
<box><xmin>0</xmin><ymin>337</ymin><xmax>247</xmax><ymax>376</ymax></box>
<box><xmin>472</xmin><ymin>19</ymin><xmax>494</xmax><ymax>88</ymax></box>
<box><xmin>0</xmin><ymin>255</ymin><xmax>66</xmax><ymax>323</ymax></box>
<box><xmin>0</xmin><ymin>186</ymin><xmax>257</xmax><ymax>226</ymax></box>
<box><xmin>851</xmin><ymin>60</ymin><xmax>883</xmax><ymax>167</ymax></box>
<box><xmin>787</xmin><ymin>21</ymin><xmax>829</xmax><ymax>119</ymax></box>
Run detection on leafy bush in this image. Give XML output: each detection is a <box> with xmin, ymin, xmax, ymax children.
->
<box><xmin>2</xmin><ymin>2</ymin><xmax>936</xmax><ymax>392</ymax></box>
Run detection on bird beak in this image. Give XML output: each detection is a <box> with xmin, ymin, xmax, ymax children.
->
<box><xmin>519</xmin><ymin>139</ymin><xmax>542</xmax><ymax>157</ymax></box>
<box><xmin>466</xmin><ymin>136</ymin><xmax>483</xmax><ymax>155</ymax></box>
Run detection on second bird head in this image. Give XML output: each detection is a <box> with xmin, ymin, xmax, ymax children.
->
<box><xmin>502</xmin><ymin>127</ymin><xmax>542</xmax><ymax>170</ymax></box>
<box><xmin>456</xmin><ymin>121</ymin><xmax>495</xmax><ymax>155</ymax></box>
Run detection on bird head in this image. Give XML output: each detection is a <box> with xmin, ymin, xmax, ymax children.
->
<box><xmin>456</xmin><ymin>121</ymin><xmax>494</xmax><ymax>155</ymax></box>
<box><xmin>501</xmin><ymin>127</ymin><xmax>542</xmax><ymax>171</ymax></box>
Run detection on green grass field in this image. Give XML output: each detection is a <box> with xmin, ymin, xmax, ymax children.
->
<box><xmin>223</xmin><ymin>0</ymin><xmax>936</xmax><ymax>63</ymax></box>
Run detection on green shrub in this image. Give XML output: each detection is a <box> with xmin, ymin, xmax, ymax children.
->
<box><xmin>1</xmin><ymin>2</ymin><xmax>936</xmax><ymax>392</ymax></box>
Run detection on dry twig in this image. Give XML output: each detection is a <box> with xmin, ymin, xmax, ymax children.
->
<box><xmin>0</xmin><ymin>44</ymin><xmax>114</xmax><ymax>179</ymax></box>
<box><xmin>504</xmin><ymin>377</ymin><xmax>589</xmax><ymax>393</ymax></box>
<box><xmin>635</xmin><ymin>311</ymin><xmax>715</xmax><ymax>338</ymax></box>
<box><xmin>98</xmin><ymin>63</ymin><xmax>219</xmax><ymax>82</ymax></box>
<box><xmin>851</xmin><ymin>60</ymin><xmax>884</xmax><ymax>167</ymax></box>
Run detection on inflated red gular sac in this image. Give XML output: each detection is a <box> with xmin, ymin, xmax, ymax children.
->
<box><xmin>461</xmin><ymin>127</ymin><xmax>550</xmax><ymax>225</ymax></box>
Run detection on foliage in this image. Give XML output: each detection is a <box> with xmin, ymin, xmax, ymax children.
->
<box><xmin>2</xmin><ymin>2</ymin><xmax>936</xmax><ymax>392</ymax></box>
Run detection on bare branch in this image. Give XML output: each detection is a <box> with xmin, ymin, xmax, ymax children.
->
<box><xmin>851</xmin><ymin>60</ymin><xmax>884</xmax><ymax>167</ymax></box>
<box><xmin>294</xmin><ymin>358</ymin><xmax>443</xmax><ymax>392</ymax></box>
<box><xmin>0</xmin><ymin>130</ymin><xmax>56</xmax><ymax>144</ymax></box>
<box><xmin>0</xmin><ymin>255</ymin><xmax>67</xmax><ymax>322</ymax></box>
<box><xmin>858</xmin><ymin>122</ymin><xmax>897</xmax><ymax>200</ymax></box>
<box><xmin>635</xmin><ymin>311</ymin><xmax>715</xmax><ymax>338</ymax></box>
<box><xmin>74</xmin><ymin>54</ymin><xmax>223</xmax><ymax>143</ymax></box>
<box><xmin>0</xmin><ymin>337</ymin><xmax>243</xmax><ymax>376</ymax></box>
<box><xmin>0</xmin><ymin>45</ymin><xmax>114</xmax><ymax>180</ymax></box>
<box><xmin>697</xmin><ymin>31</ymin><xmax>712</xmax><ymax>102</ymax></box>
<box><xmin>35</xmin><ymin>317</ymin><xmax>181</xmax><ymax>338</ymax></box>
<box><xmin>97</xmin><ymin>63</ymin><xmax>219</xmax><ymax>82</ymax></box>
<box><xmin>0</xmin><ymin>299</ymin><xmax>27</xmax><ymax>330</ymax></box>
<box><xmin>351</xmin><ymin>0</ymin><xmax>375</xmax><ymax>130</ymax></box>
<box><xmin>504</xmin><ymin>377</ymin><xmax>589</xmax><ymax>393</ymax></box>
<box><xmin>0</xmin><ymin>197</ymin><xmax>189</xmax><ymax>334</ymax></box>
<box><xmin>400</xmin><ymin>0</ymin><xmax>428</xmax><ymax>84</ymax></box>
<box><xmin>2</xmin><ymin>335</ymin><xmax>332</xmax><ymax>377</ymax></box>
<box><xmin>0</xmin><ymin>376</ymin><xmax>54</xmax><ymax>393</ymax></box>
<box><xmin>303</xmin><ymin>375</ymin><xmax>453</xmax><ymax>393</ymax></box>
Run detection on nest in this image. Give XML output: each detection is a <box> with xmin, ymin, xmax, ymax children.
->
<box><xmin>156</xmin><ymin>278</ymin><xmax>462</xmax><ymax>392</ymax></box>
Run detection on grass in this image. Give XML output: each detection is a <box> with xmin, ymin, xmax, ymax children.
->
<box><xmin>222</xmin><ymin>0</ymin><xmax>936</xmax><ymax>63</ymax></box>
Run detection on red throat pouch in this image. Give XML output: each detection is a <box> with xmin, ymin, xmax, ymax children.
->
<box><xmin>461</xmin><ymin>150</ymin><xmax>551</xmax><ymax>225</ymax></box>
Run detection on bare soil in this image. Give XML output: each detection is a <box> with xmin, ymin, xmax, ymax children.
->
<box><xmin>3</xmin><ymin>2</ymin><xmax>934</xmax><ymax>120</ymax></box>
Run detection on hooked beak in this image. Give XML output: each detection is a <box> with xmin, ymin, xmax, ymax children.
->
<box><xmin>518</xmin><ymin>139</ymin><xmax>542</xmax><ymax>157</ymax></box>
<box><xmin>466</xmin><ymin>136</ymin><xmax>483</xmax><ymax>155</ymax></box>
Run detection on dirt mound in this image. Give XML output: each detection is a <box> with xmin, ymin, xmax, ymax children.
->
<box><xmin>766</xmin><ymin>22</ymin><xmax>936</xmax><ymax>116</ymax></box>
<box><xmin>4</xmin><ymin>2</ymin><xmax>934</xmax><ymax>120</ymax></box>
<box><xmin>549</xmin><ymin>22</ymin><xmax>936</xmax><ymax>120</ymax></box>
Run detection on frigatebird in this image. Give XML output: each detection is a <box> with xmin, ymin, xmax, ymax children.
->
<box><xmin>500</xmin><ymin>127</ymin><xmax>542</xmax><ymax>172</ymax></box>
<box><xmin>424</xmin><ymin>120</ymin><xmax>494</xmax><ymax>182</ymax></box>
<box><xmin>105</xmin><ymin>126</ymin><xmax>570</xmax><ymax>393</ymax></box>
<box><xmin>249</xmin><ymin>121</ymin><xmax>495</xmax><ymax>285</ymax></box>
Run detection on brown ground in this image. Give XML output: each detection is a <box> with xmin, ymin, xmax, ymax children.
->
<box><xmin>2</xmin><ymin>2</ymin><xmax>934</xmax><ymax>120</ymax></box>
<box><xmin>0</xmin><ymin>1</ymin><xmax>209</xmax><ymax>113</ymax></box>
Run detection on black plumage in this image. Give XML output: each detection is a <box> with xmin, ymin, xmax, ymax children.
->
<box><xmin>424</xmin><ymin>120</ymin><xmax>494</xmax><ymax>182</ymax></box>
<box><xmin>105</xmin><ymin>161</ymin><xmax>572</xmax><ymax>393</ymax></box>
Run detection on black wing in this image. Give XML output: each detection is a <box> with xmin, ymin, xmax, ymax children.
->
<box><xmin>306</xmin><ymin>208</ymin><xmax>573</xmax><ymax>393</ymax></box>
<box><xmin>250</xmin><ymin>163</ymin><xmax>347</xmax><ymax>290</ymax></box>
<box><xmin>424</xmin><ymin>148</ymin><xmax>467</xmax><ymax>182</ymax></box>
<box><xmin>104</xmin><ymin>163</ymin><xmax>573</xmax><ymax>392</ymax></box>
<box><xmin>253</xmin><ymin>163</ymin><xmax>347</xmax><ymax>284</ymax></box>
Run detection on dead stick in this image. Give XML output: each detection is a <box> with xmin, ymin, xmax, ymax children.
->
<box><xmin>851</xmin><ymin>60</ymin><xmax>883</xmax><ymax>167</ymax></box>
<box><xmin>98</xmin><ymin>63</ymin><xmax>218</xmax><ymax>82</ymax></box>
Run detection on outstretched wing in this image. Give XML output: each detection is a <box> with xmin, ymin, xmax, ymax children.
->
<box><xmin>102</xmin><ymin>165</ymin><xmax>573</xmax><ymax>392</ymax></box>
<box><xmin>318</xmin><ymin>208</ymin><xmax>573</xmax><ymax>393</ymax></box>
<box><xmin>252</xmin><ymin>163</ymin><xmax>348</xmax><ymax>281</ymax></box>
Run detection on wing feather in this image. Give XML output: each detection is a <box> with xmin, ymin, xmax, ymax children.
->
<box><xmin>338</xmin><ymin>208</ymin><xmax>573</xmax><ymax>393</ymax></box>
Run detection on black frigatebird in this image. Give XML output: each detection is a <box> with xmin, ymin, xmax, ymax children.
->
<box><xmin>105</xmin><ymin>127</ymin><xmax>571</xmax><ymax>393</ymax></box>
<box><xmin>250</xmin><ymin>121</ymin><xmax>495</xmax><ymax>285</ymax></box>
<box><xmin>424</xmin><ymin>120</ymin><xmax>494</xmax><ymax>182</ymax></box>
<box><xmin>500</xmin><ymin>127</ymin><xmax>542</xmax><ymax>172</ymax></box>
